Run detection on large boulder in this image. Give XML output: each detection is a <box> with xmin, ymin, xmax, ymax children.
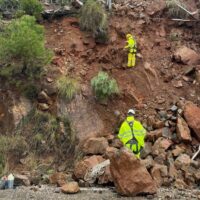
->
<box><xmin>14</xmin><ymin>174</ymin><xmax>31</xmax><ymax>186</ymax></box>
<box><xmin>108</xmin><ymin>148</ymin><xmax>157</xmax><ymax>196</ymax></box>
<box><xmin>98</xmin><ymin>166</ymin><xmax>113</xmax><ymax>185</ymax></box>
<box><xmin>184</xmin><ymin>102</ymin><xmax>200</xmax><ymax>141</ymax></box>
<box><xmin>73</xmin><ymin>155</ymin><xmax>104</xmax><ymax>180</ymax></box>
<box><xmin>82</xmin><ymin>137</ymin><xmax>109</xmax><ymax>155</ymax></box>
<box><xmin>58</xmin><ymin>95</ymin><xmax>104</xmax><ymax>142</ymax></box>
<box><xmin>176</xmin><ymin>116</ymin><xmax>192</xmax><ymax>142</ymax></box>
<box><xmin>173</xmin><ymin>46</ymin><xmax>200</xmax><ymax>65</ymax></box>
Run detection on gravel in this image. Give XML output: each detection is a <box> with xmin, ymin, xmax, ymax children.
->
<box><xmin>0</xmin><ymin>186</ymin><xmax>200</xmax><ymax>200</ymax></box>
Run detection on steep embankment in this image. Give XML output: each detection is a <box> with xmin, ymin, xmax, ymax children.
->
<box><xmin>43</xmin><ymin>11</ymin><xmax>200</xmax><ymax>138</ymax></box>
<box><xmin>0</xmin><ymin>0</ymin><xmax>200</xmax><ymax>191</ymax></box>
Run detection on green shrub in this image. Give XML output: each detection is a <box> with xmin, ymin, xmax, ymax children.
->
<box><xmin>21</xmin><ymin>83</ymin><xmax>39</xmax><ymax>100</ymax></box>
<box><xmin>169</xmin><ymin>32</ymin><xmax>181</xmax><ymax>41</ymax></box>
<box><xmin>19</xmin><ymin>0</ymin><xmax>43</xmax><ymax>20</ymax></box>
<box><xmin>0</xmin><ymin>0</ymin><xmax>19</xmax><ymax>13</ymax></box>
<box><xmin>166</xmin><ymin>0</ymin><xmax>189</xmax><ymax>18</ymax></box>
<box><xmin>0</xmin><ymin>0</ymin><xmax>43</xmax><ymax>19</ymax></box>
<box><xmin>0</xmin><ymin>135</ymin><xmax>27</xmax><ymax>175</ymax></box>
<box><xmin>0</xmin><ymin>15</ymin><xmax>52</xmax><ymax>81</ymax></box>
<box><xmin>80</xmin><ymin>0</ymin><xmax>108</xmax><ymax>34</ymax></box>
<box><xmin>94</xmin><ymin>29</ymin><xmax>109</xmax><ymax>44</ymax></box>
<box><xmin>57</xmin><ymin>76</ymin><xmax>80</xmax><ymax>101</ymax></box>
<box><xmin>0</xmin><ymin>154</ymin><xmax>5</xmax><ymax>176</ymax></box>
<box><xmin>91</xmin><ymin>71</ymin><xmax>119</xmax><ymax>102</ymax></box>
<box><xmin>0</xmin><ymin>135</ymin><xmax>27</xmax><ymax>156</ymax></box>
<box><xmin>16</xmin><ymin>109</ymin><xmax>75</xmax><ymax>156</ymax></box>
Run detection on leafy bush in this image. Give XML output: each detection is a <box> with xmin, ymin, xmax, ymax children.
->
<box><xmin>91</xmin><ymin>71</ymin><xmax>119</xmax><ymax>102</ymax></box>
<box><xmin>57</xmin><ymin>76</ymin><xmax>80</xmax><ymax>101</ymax></box>
<box><xmin>166</xmin><ymin>0</ymin><xmax>189</xmax><ymax>18</ymax></box>
<box><xmin>0</xmin><ymin>15</ymin><xmax>52</xmax><ymax>81</ymax></box>
<box><xmin>19</xmin><ymin>0</ymin><xmax>43</xmax><ymax>19</ymax></box>
<box><xmin>80</xmin><ymin>0</ymin><xmax>108</xmax><ymax>34</ymax></box>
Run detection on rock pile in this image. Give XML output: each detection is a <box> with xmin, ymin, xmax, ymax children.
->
<box><xmin>73</xmin><ymin>100</ymin><xmax>200</xmax><ymax>196</ymax></box>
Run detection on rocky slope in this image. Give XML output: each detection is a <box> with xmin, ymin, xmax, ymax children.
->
<box><xmin>0</xmin><ymin>0</ymin><xmax>200</xmax><ymax>197</ymax></box>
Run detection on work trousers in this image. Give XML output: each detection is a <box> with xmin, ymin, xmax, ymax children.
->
<box><xmin>127</xmin><ymin>52</ymin><xmax>136</xmax><ymax>67</ymax></box>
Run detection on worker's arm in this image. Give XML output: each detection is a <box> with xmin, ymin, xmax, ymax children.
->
<box><xmin>124</xmin><ymin>40</ymin><xmax>129</xmax><ymax>49</ymax></box>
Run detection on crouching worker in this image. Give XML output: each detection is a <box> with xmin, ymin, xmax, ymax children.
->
<box><xmin>118</xmin><ymin>109</ymin><xmax>146</xmax><ymax>158</ymax></box>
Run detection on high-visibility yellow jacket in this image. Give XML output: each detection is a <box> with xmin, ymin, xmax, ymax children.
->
<box><xmin>124</xmin><ymin>36</ymin><xmax>136</xmax><ymax>53</ymax></box>
<box><xmin>118</xmin><ymin>116</ymin><xmax>146</xmax><ymax>156</ymax></box>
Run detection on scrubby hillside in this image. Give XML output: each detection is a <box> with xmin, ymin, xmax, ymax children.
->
<box><xmin>0</xmin><ymin>0</ymin><xmax>200</xmax><ymax>196</ymax></box>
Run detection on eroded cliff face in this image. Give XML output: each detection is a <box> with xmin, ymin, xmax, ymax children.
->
<box><xmin>0</xmin><ymin>90</ymin><xmax>32</xmax><ymax>135</ymax></box>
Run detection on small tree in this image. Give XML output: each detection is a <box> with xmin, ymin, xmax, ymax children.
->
<box><xmin>0</xmin><ymin>15</ymin><xmax>52</xmax><ymax>80</ymax></box>
<box><xmin>80</xmin><ymin>0</ymin><xmax>108</xmax><ymax>43</ymax></box>
<box><xmin>19</xmin><ymin>0</ymin><xmax>43</xmax><ymax>19</ymax></box>
<box><xmin>91</xmin><ymin>71</ymin><xmax>119</xmax><ymax>102</ymax></box>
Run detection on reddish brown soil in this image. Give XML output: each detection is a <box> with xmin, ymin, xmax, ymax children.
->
<box><xmin>43</xmin><ymin>16</ymin><xmax>200</xmax><ymax>134</ymax></box>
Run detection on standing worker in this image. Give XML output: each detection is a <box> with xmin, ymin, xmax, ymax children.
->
<box><xmin>124</xmin><ymin>34</ymin><xmax>137</xmax><ymax>67</ymax></box>
<box><xmin>118</xmin><ymin>109</ymin><xmax>146</xmax><ymax>158</ymax></box>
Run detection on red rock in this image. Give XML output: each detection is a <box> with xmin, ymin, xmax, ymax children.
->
<box><xmin>98</xmin><ymin>166</ymin><xmax>113</xmax><ymax>185</ymax></box>
<box><xmin>141</xmin><ymin>155</ymin><xmax>154</xmax><ymax>170</ymax></box>
<box><xmin>38</xmin><ymin>91</ymin><xmax>52</xmax><ymax>104</ymax></box>
<box><xmin>147</xmin><ymin>129</ymin><xmax>162</xmax><ymax>142</ymax></box>
<box><xmin>151</xmin><ymin>165</ymin><xmax>162</xmax><ymax>187</ymax></box>
<box><xmin>151</xmin><ymin>164</ymin><xmax>168</xmax><ymax>187</ymax></box>
<box><xmin>51</xmin><ymin>56</ymin><xmax>64</xmax><ymax>66</ymax></box>
<box><xmin>173</xmin><ymin>46</ymin><xmax>200</xmax><ymax>65</ymax></box>
<box><xmin>140</xmin><ymin>142</ymin><xmax>153</xmax><ymax>159</ymax></box>
<box><xmin>172</xmin><ymin>145</ymin><xmax>185</xmax><ymax>157</ymax></box>
<box><xmin>111</xmin><ymin>138</ymin><xmax>123</xmax><ymax>149</ymax></box>
<box><xmin>174</xmin><ymin>154</ymin><xmax>191</xmax><ymax>170</ymax></box>
<box><xmin>61</xmin><ymin>182</ymin><xmax>80</xmax><ymax>194</ymax></box>
<box><xmin>108</xmin><ymin>148</ymin><xmax>157</xmax><ymax>196</ymax></box>
<box><xmin>154</xmin><ymin>152</ymin><xmax>167</xmax><ymax>165</ymax></box>
<box><xmin>73</xmin><ymin>155</ymin><xmax>104</xmax><ymax>179</ymax></box>
<box><xmin>169</xmin><ymin>162</ymin><xmax>178</xmax><ymax>179</ymax></box>
<box><xmin>146</xmin><ymin>0</ymin><xmax>166</xmax><ymax>16</ymax></box>
<box><xmin>184</xmin><ymin>102</ymin><xmax>200</xmax><ymax>141</ymax></box>
<box><xmin>49</xmin><ymin>173</ymin><xmax>66</xmax><ymax>185</ymax></box>
<box><xmin>194</xmin><ymin>170</ymin><xmax>200</xmax><ymax>181</ymax></box>
<box><xmin>152</xmin><ymin>137</ymin><xmax>173</xmax><ymax>156</ymax></box>
<box><xmin>174</xmin><ymin>179</ymin><xmax>188</xmax><ymax>189</ymax></box>
<box><xmin>82</xmin><ymin>137</ymin><xmax>109</xmax><ymax>155</ymax></box>
<box><xmin>176</xmin><ymin>116</ymin><xmax>192</xmax><ymax>142</ymax></box>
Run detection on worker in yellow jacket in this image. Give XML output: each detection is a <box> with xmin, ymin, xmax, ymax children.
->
<box><xmin>118</xmin><ymin>109</ymin><xmax>146</xmax><ymax>158</ymax></box>
<box><xmin>124</xmin><ymin>34</ymin><xmax>137</xmax><ymax>67</ymax></box>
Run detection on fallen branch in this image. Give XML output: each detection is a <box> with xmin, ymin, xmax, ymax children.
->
<box><xmin>192</xmin><ymin>145</ymin><xmax>200</xmax><ymax>160</ymax></box>
<box><xmin>174</xmin><ymin>1</ymin><xmax>198</xmax><ymax>17</ymax></box>
<box><xmin>171</xmin><ymin>18</ymin><xmax>200</xmax><ymax>22</ymax></box>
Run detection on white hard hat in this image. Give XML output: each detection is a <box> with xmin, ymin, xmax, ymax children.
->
<box><xmin>128</xmin><ymin>109</ymin><xmax>135</xmax><ymax>115</ymax></box>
